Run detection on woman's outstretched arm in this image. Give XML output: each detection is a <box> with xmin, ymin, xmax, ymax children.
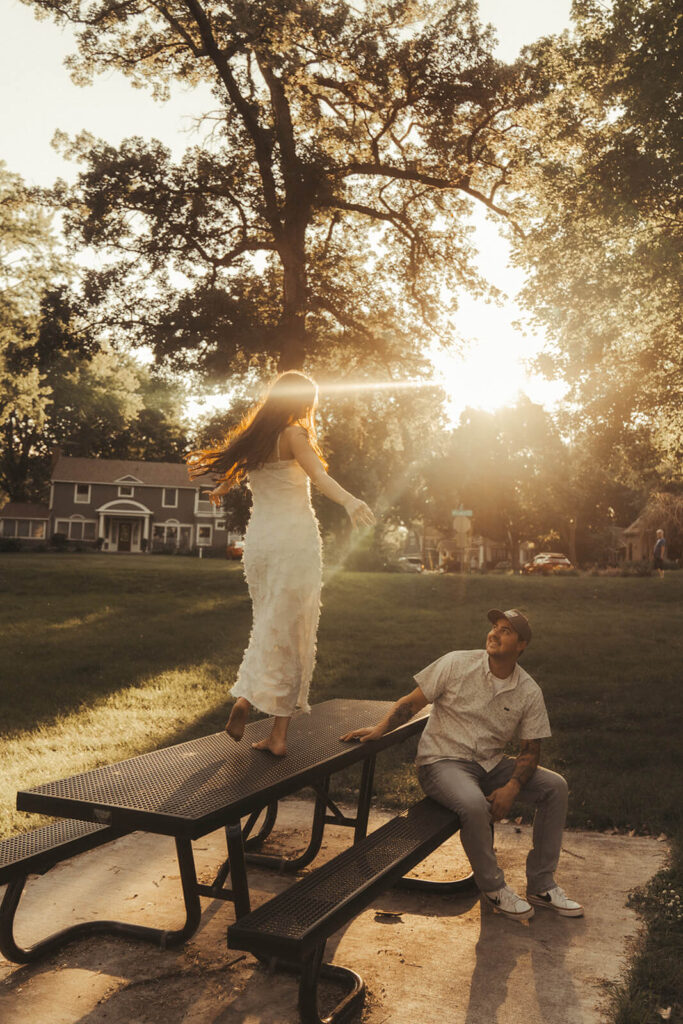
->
<box><xmin>286</xmin><ymin>426</ymin><xmax>375</xmax><ymax>527</ymax></box>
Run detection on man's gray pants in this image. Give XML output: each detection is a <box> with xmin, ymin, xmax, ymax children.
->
<box><xmin>417</xmin><ymin>757</ymin><xmax>569</xmax><ymax>894</ymax></box>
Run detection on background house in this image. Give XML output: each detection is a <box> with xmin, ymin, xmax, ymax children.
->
<box><xmin>0</xmin><ymin>455</ymin><xmax>243</xmax><ymax>555</ymax></box>
<box><xmin>621</xmin><ymin>516</ymin><xmax>655</xmax><ymax>563</ymax></box>
<box><xmin>0</xmin><ymin>502</ymin><xmax>50</xmax><ymax>546</ymax></box>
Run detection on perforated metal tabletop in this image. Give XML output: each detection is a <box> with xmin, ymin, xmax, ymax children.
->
<box><xmin>17</xmin><ymin>700</ymin><xmax>428</xmax><ymax>839</ymax></box>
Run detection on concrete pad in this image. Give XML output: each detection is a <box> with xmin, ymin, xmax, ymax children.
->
<box><xmin>0</xmin><ymin>798</ymin><xmax>666</xmax><ymax>1024</ymax></box>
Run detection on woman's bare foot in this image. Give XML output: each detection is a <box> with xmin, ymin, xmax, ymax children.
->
<box><xmin>251</xmin><ymin>736</ymin><xmax>287</xmax><ymax>757</ymax></box>
<box><xmin>225</xmin><ymin>698</ymin><xmax>250</xmax><ymax>741</ymax></box>
<box><xmin>251</xmin><ymin>715</ymin><xmax>290</xmax><ymax>756</ymax></box>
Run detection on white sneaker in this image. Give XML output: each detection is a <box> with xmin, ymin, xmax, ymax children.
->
<box><xmin>527</xmin><ymin>885</ymin><xmax>584</xmax><ymax>917</ymax></box>
<box><xmin>483</xmin><ymin>884</ymin><xmax>535</xmax><ymax>921</ymax></box>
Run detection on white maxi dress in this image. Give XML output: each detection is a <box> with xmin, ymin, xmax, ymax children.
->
<box><xmin>230</xmin><ymin>448</ymin><xmax>323</xmax><ymax>717</ymax></box>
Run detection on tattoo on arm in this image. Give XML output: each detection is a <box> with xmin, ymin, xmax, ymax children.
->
<box><xmin>511</xmin><ymin>739</ymin><xmax>541</xmax><ymax>788</ymax></box>
<box><xmin>385</xmin><ymin>701</ymin><xmax>417</xmax><ymax>732</ymax></box>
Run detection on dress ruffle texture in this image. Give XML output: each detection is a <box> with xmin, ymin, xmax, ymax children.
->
<box><xmin>231</xmin><ymin>460</ymin><xmax>323</xmax><ymax>717</ymax></box>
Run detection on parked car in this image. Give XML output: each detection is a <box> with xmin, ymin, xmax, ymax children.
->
<box><xmin>226</xmin><ymin>543</ymin><xmax>244</xmax><ymax>560</ymax></box>
<box><xmin>397</xmin><ymin>556</ymin><xmax>424</xmax><ymax>573</ymax></box>
<box><xmin>522</xmin><ymin>552</ymin><xmax>574</xmax><ymax>575</ymax></box>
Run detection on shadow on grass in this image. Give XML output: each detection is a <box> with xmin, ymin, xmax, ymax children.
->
<box><xmin>1</xmin><ymin>556</ymin><xmax>252</xmax><ymax>737</ymax></box>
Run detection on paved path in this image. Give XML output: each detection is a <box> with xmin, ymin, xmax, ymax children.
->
<box><xmin>0</xmin><ymin>798</ymin><xmax>666</xmax><ymax>1024</ymax></box>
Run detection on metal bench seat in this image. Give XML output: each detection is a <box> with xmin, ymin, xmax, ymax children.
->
<box><xmin>228</xmin><ymin>797</ymin><xmax>473</xmax><ymax>1024</ymax></box>
<box><xmin>0</xmin><ymin>818</ymin><xmax>129</xmax><ymax>963</ymax></box>
<box><xmin>0</xmin><ymin>818</ymin><xmax>116</xmax><ymax>885</ymax></box>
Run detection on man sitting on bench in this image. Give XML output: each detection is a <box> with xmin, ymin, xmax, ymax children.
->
<box><xmin>341</xmin><ymin>607</ymin><xmax>583</xmax><ymax>921</ymax></box>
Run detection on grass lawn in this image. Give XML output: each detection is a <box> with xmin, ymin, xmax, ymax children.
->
<box><xmin>1</xmin><ymin>554</ymin><xmax>681</xmax><ymax>1020</ymax></box>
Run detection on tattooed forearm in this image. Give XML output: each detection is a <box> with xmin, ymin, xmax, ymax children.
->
<box><xmin>385</xmin><ymin>700</ymin><xmax>417</xmax><ymax>732</ymax></box>
<box><xmin>511</xmin><ymin>739</ymin><xmax>541</xmax><ymax>788</ymax></box>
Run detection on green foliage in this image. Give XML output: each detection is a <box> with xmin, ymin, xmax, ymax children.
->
<box><xmin>509</xmin><ymin>0</ymin><xmax>682</xmax><ymax>465</ymax></box>
<box><xmin>27</xmin><ymin>0</ymin><xmax>542</xmax><ymax>373</ymax></box>
<box><xmin>0</xmin><ymin>165</ymin><xmax>190</xmax><ymax>502</ymax></box>
<box><xmin>424</xmin><ymin>398</ymin><xmax>568</xmax><ymax>566</ymax></box>
<box><xmin>607</xmin><ymin>832</ymin><xmax>683</xmax><ymax>1023</ymax></box>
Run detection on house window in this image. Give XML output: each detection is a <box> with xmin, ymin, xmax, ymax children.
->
<box><xmin>215</xmin><ymin>520</ymin><xmax>226</xmax><ymax>531</ymax></box>
<box><xmin>152</xmin><ymin>523</ymin><xmax>187</xmax><ymax>547</ymax></box>
<box><xmin>56</xmin><ymin>520</ymin><xmax>69</xmax><ymax>536</ymax></box>
<box><xmin>118</xmin><ymin>485</ymin><xmax>134</xmax><ymax>497</ymax></box>
<box><xmin>1</xmin><ymin>520</ymin><xmax>16</xmax><ymax>537</ymax></box>
<box><xmin>31</xmin><ymin>521</ymin><xmax>46</xmax><ymax>539</ymax></box>
<box><xmin>195</xmin><ymin>490</ymin><xmax>212</xmax><ymax>514</ymax></box>
<box><xmin>70</xmin><ymin>521</ymin><xmax>83</xmax><ymax>540</ymax></box>
<box><xmin>17</xmin><ymin>521</ymin><xmax>30</xmax><ymax>538</ymax></box>
<box><xmin>162</xmin><ymin>488</ymin><xmax>178</xmax><ymax>508</ymax></box>
<box><xmin>74</xmin><ymin>484</ymin><xmax>91</xmax><ymax>504</ymax></box>
<box><xmin>83</xmin><ymin>522</ymin><xmax>96</xmax><ymax>540</ymax></box>
<box><xmin>197</xmin><ymin>525</ymin><xmax>212</xmax><ymax>546</ymax></box>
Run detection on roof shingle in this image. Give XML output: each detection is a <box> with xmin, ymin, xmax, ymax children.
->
<box><xmin>52</xmin><ymin>456</ymin><xmax>212</xmax><ymax>488</ymax></box>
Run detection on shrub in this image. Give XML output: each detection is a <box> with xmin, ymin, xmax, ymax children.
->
<box><xmin>0</xmin><ymin>537</ymin><xmax>21</xmax><ymax>552</ymax></box>
<box><xmin>49</xmin><ymin>533</ymin><xmax>68</xmax><ymax>551</ymax></box>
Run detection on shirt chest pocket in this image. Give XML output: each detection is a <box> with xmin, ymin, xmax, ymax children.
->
<box><xmin>489</xmin><ymin>699</ymin><xmax>525</xmax><ymax>742</ymax></box>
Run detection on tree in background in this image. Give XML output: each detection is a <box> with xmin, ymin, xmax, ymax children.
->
<box><xmin>0</xmin><ymin>166</ymin><xmax>189</xmax><ymax>502</ymax></box>
<box><xmin>0</xmin><ymin>163</ymin><xmax>64</xmax><ymax>499</ymax></box>
<box><xmin>26</xmin><ymin>0</ymin><xmax>540</xmax><ymax>377</ymax></box>
<box><xmin>1</xmin><ymin>283</ymin><xmax>189</xmax><ymax>501</ymax></box>
<box><xmin>436</xmin><ymin>399</ymin><xmax>564</xmax><ymax>569</ymax></box>
<box><xmin>509</xmin><ymin>0</ymin><xmax>681</xmax><ymax>470</ymax></box>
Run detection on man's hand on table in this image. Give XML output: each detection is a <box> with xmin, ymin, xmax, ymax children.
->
<box><xmin>339</xmin><ymin>726</ymin><xmax>384</xmax><ymax>743</ymax></box>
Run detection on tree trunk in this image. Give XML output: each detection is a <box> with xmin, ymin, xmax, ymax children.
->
<box><xmin>277</xmin><ymin>226</ymin><xmax>308</xmax><ymax>372</ymax></box>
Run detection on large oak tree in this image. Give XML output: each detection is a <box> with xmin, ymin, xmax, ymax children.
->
<box><xmin>25</xmin><ymin>0</ymin><xmax>537</xmax><ymax>378</ymax></box>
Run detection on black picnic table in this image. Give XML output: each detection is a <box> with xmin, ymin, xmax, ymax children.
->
<box><xmin>14</xmin><ymin>698</ymin><xmax>429</xmax><ymax>952</ymax></box>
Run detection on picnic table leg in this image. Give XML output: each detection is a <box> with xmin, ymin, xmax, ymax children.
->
<box><xmin>353</xmin><ymin>754</ymin><xmax>376</xmax><ymax>843</ymax></box>
<box><xmin>225</xmin><ymin>823</ymin><xmax>251</xmax><ymax>919</ymax></box>
<box><xmin>298</xmin><ymin>940</ymin><xmax>365</xmax><ymax>1024</ymax></box>
<box><xmin>0</xmin><ymin>837</ymin><xmax>203</xmax><ymax>963</ymax></box>
<box><xmin>242</xmin><ymin>801</ymin><xmax>279</xmax><ymax>851</ymax></box>
<box><xmin>208</xmin><ymin>802</ymin><xmax>279</xmax><ymax>895</ymax></box>
<box><xmin>394</xmin><ymin>822</ymin><xmax>492</xmax><ymax>894</ymax></box>
<box><xmin>245</xmin><ymin>778</ymin><xmax>330</xmax><ymax>873</ymax></box>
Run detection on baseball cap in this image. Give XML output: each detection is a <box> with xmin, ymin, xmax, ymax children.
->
<box><xmin>487</xmin><ymin>608</ymin><xmax>532</xmax><ymax>643</ymax></box>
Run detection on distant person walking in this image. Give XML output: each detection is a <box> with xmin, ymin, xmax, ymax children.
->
<box><xmin>653</xmin><ymin>529</ymin><xmax>667</xmax><ymax>578</ymax></box>
<box><xmin>186</xmin><ymin>371</ymin><xmax>374</xmax><ymax>756</ymax></box>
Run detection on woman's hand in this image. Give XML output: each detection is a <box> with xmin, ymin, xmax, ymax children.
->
<box><xmin>344</xmin><ymin>497</ymin><xmax>376</xmax><ymax>528</ymax></box>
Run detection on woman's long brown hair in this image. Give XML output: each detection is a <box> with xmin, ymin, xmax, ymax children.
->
<box><xmin>186</xmin><ymin>371</ymin><xmax>327</xmax><ymax>487</ymax></box>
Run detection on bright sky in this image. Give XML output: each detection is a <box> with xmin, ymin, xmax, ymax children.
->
<box><xmin>2</xmin><ymin>0</ymin><xmax>573</xmax><ymax>423</ymax></box>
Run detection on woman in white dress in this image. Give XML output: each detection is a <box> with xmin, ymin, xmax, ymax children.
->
<box><xmin>186</xmin><ymin>372</ymin><xmax>374</xmax><ymax>756</ymax></box>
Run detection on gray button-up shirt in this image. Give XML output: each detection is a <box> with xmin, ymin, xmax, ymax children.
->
<box><xmin>414</xmin><ymin>650</ymin><xmax>551</xmax><ymax>771</ymax></box>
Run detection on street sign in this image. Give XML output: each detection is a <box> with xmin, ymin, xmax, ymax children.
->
<box><xmin>451</xmin><ymin>509</ymin><xmax>473</xmax><ymax>516</ymax></box>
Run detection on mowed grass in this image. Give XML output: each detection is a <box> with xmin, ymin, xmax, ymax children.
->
<box><xmin>1</xmin><ymin>555</ymin><xmax>681</xmax><ymax>1021</ymax></box>
<box><xmin>1</xmin><ymin>554</ymin><xmax>681</xmax><ymax>839</ymax></box>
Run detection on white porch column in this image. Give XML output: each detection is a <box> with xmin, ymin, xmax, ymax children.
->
<box><xmin>143</xmin><ymin>515</ymin><xmax>150</xmax><ymax>541</ymax></box>
<box><xmin>98</xmin><ymin>512</ymin><xmax>104</xmax><ymax>540</ymax></box>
